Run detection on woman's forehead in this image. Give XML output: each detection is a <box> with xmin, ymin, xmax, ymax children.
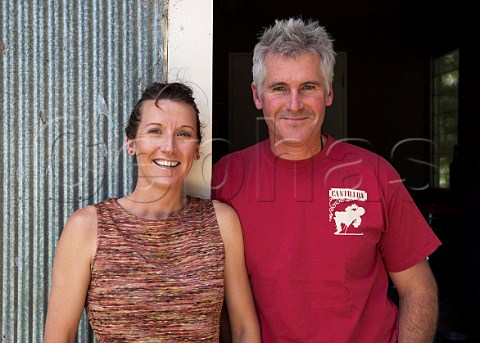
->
<box><xmin>140</xmin><ymin>99</ymin><xmax>197</xmax><ymax>125</ymax></box>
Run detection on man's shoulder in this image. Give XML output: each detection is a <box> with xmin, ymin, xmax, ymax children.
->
<box><xmin>328</xmin><ymin>137</ymin><xmax>405</xmax><ymax>188</ymax></box>
<box><xmin>327</xmin><ymin>138</ymin><xmax>391</xmax><ymax>165</ymax></box>
<box><xmin>327</xmin><ymin>138</ymin><xmax>377</xmax><ymax>157</ymax></box>
<box><xmin>214</xmin><ymin>140</ymin><xmax>266</xmax><ymax>169</ymax></box>
<box><xmin>211</xmin><ymin>141</ymin><xmax>268</xmax><ymax>201</ymax></box>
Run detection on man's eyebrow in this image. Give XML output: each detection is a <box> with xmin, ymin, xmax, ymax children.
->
<box><xmin>300</xmin><ymin>81</ymin><xmax>323</xmax><ymax>86</ymax></box>
<box><xmin>267</xmin><ymin>81</ymin><xmax>323</xmax><ymax>88</ymax></box>
<box><xmin>268</xmin><ymin>82</ymin><xmax>288</xmax><ymax>88</ymax></box>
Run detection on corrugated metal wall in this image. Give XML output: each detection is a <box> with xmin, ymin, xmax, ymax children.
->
<box><xmin>0</xmin><ymin>1</ymin><xmax>165</xmax><ymax>341</ymax></box>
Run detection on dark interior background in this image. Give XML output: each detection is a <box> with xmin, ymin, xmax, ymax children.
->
<box><xmin>213</xmin><ymin>0</ymin><xmax>480</xmax><ymax>341</ymax></box>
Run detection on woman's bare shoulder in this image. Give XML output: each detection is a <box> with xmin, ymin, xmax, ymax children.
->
<box><xmin>212</xmin><ymin>200</ymin><xmax>237</xmax><ymax>220</ymax></box>
<box><xmin>212</xmin><ymin>200</ymin><xmax>242</xmax><ymax>244</ymax></box>
<box><xmin>68</xmin><ymin>205</ymin><xmax>97</xmax><ymax>225</ymax></box>
<box><xmin>61</xmin><ymin>205</ymin><xmax>98</xmax><ymax>241</ymax></box>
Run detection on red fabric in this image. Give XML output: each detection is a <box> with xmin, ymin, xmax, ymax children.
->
<box><xmin>212</xmin><ymin>136</ymin><xmax>440</xmax><ymax>343</ymax></box>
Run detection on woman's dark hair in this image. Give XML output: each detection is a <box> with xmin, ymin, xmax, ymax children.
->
<box><xmin>125</xmin><ymin>82</ymin><xmax>202</xmax><ymax>143</ymax></box>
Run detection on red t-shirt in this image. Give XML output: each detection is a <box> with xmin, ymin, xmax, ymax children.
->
<box><xmin>212</xmin><ymin>136</ymin><xmax>441</xmax><ymax>343</ymax></box>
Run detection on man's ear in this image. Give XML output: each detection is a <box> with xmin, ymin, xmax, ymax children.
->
<box><xmin>326</xmin><ymin>83</ymin><xmax>334</xmax><ymax>106</ymax></box>
<box><xmin>252</xmin><ymin>82</ymin><xmax>263</xmax><ymax>110</ymax></box>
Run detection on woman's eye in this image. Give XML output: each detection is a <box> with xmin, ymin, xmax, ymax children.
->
<box><xmin>148</xmin><ymin>128</ymin><xmax>161</xmax><ymax>134</ymax></box>
<box><xmin>178</xmin><ymin>131</ymin><xmax>192</xmax><ymax>137</ymax></box>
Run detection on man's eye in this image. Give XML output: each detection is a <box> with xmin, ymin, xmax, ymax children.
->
<box><xmin>302</xmin><ymin>85</ymin><xmax>317</xmax><ymax>91</ymax></box>
<box><xmin>272</xmin><ymin>86</ymin><xmax>286</xmax><ymax>92</ymax></box>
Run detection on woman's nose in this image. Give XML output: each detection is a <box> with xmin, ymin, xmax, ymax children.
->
<box><xmin>160</xmin><ymin>135</ymin><xmax>176</xmax><ymax>154</ymax></box>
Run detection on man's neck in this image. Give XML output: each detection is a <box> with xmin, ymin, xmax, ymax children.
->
<box><xmin>269</xmin><ymin>134</ymin><xmax>326</xmax><ymax>161</ymax></box>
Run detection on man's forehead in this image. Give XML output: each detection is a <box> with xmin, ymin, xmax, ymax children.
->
<box><xmin>265</xmin><ymin>51</ymin><xmax>319</xmax><ymax>62</ymax></box>
<box><xmin>263</xmin><ymin>55</ymin><xmax>323</xmax><ymax>82</ymax></box>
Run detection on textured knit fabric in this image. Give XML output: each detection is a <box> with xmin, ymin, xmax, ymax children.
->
<box><xmin>212</xmin><ymin>135</ymin><xmax>441</xmax><ymax>343</ymax></box>
<box><xmin>86</xmin><ymin>197</ymin><xmax>224</xmax><ymax>342</ymax></box>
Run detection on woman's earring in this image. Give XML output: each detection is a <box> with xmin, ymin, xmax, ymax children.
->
<box><xmin>129</xmin><ymin>149</ymin><xmax>135</xmax><ymax>156</ymax></box>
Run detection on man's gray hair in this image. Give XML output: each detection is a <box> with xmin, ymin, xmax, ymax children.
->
<box><xmin>252</xmin><ymin>18</ymin><xmax>336</xmax><ymax>95</ymax></box>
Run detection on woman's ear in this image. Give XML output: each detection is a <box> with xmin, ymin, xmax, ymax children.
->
<box><xmin>126</xmin><ymin>136</ymin><xmax>136</xmax><ymax>156</ymax></box>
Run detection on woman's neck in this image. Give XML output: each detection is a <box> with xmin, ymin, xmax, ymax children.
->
<box><xmin>119</xmin><ymin>187</ymin><xmax>187</xmax><ymax>220</ymax></box>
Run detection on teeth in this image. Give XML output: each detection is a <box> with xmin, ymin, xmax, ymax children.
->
<box><xmin>154</xmin><ymin>160</ymin><xmax>180</xmax><ymax>168</ymax></box>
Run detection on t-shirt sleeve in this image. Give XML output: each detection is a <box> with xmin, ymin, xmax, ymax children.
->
<box><xmin>211</xmin><ymin>159</ymin><xmax>226</xmax><ymax>202</ymax></box>
<box><xmin>211</xmin><ymin>151</ymin><xmax>248</xmax><ymax>206</ymax></box>
<box><xmin>378</xmin><ymin>163</ymin><xmax>442</xmax><ymax>273</ymax></box>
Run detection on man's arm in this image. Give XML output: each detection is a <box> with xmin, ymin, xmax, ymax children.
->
<box><xmin>389</xmin><ymin>259</ymin><xmax>438</xmax><ymax>343</ymax></box>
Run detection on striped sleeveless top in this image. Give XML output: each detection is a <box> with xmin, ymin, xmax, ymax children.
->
<box><xmin>86</xmin><ymin>197</ymin><xmax>225</xmax><ymax>342</ymax></box>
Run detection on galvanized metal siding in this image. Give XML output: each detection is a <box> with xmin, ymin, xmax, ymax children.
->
<box><xmin>0</xmin><ymin>1</ymin><xmax>165</xmax><ymax>341</ymax></box>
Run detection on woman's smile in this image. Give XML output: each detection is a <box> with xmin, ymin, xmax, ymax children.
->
<box><xmin>153</xmin><ymin>159</ymin><xmax>181</xmax><ymax>168</ymax></box>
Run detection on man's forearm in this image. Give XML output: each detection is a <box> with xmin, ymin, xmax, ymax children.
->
<box><xmin>397</xmin><ymin>290</ymin><xmax>438</xmax><ymax>343</ymax></box>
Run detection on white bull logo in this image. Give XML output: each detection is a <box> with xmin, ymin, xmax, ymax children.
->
<box><xmin>334</xmin><ymin>204</ymin><xmax>366</xmax><ymax>235</ymax></box>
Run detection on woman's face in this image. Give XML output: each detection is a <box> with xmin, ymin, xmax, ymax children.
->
<box><xmin>127</xmin><ymin>99</ymin><xmax>200</xmax><ymax>193</ymax></box>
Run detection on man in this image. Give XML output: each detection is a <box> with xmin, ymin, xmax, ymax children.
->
<box><xmin>212</xmin><ymin>18</ymin><xmax>440</xmax><ymax>343</ymax></box>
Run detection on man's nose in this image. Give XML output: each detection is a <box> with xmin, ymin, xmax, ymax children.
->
<box><xmin>285</xmin><ymin>91</ymin><xmax>304</xmax><ymax>112</ymax></box>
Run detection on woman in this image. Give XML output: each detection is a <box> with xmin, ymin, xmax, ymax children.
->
<box><xmin>43</xmin><ymin>82</ymin><xmax>261</xmax><ymax>342</ymax></box>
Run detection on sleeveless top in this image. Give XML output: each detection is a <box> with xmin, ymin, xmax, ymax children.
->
<box><xmin>85</xmin><ymin>197</ymin><xmax>225</xmax><ymax>342</ymax></box>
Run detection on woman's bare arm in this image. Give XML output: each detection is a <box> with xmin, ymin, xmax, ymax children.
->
<box><xmin>43</xmin><ymin>206</ymin><xmax>98</xmax><ymax>343</ymax></box>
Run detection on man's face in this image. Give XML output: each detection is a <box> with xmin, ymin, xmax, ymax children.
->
<box><xmin>252</xmin><ymin>53</ymin><xmax>333</xmax><ymax>157</ymax></box>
